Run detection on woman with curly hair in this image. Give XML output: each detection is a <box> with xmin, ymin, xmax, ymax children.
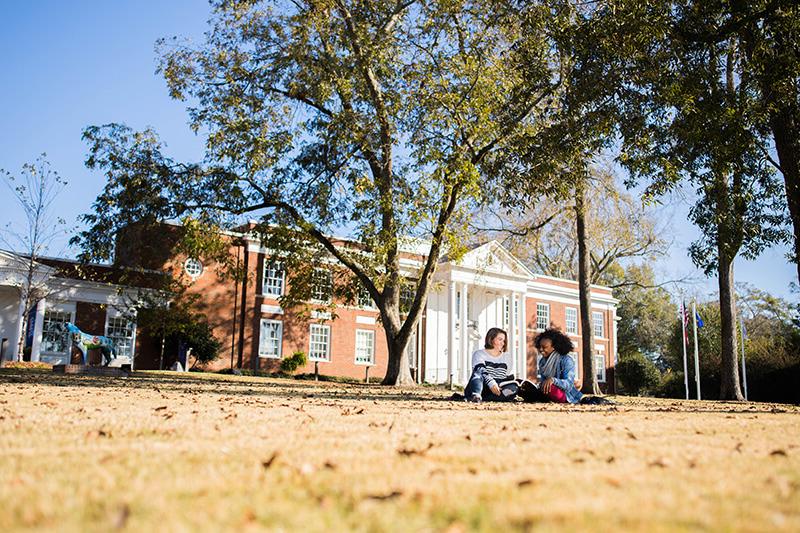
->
<box><xmin>529</xmin><ymin>328</ymin><xmax>583</xmax><ymax>404</ymax></box>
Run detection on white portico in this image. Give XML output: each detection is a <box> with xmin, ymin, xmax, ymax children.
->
<box><xmin>423</xmin><ymin>241</ymin><xmax>534</xmax><ymax>386</ymax></box>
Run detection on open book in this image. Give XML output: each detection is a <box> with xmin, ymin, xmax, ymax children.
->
<box><xmin>497</xmin><ymin>378</ymin><xmax>546</xmax><ymax>401</ymax></box>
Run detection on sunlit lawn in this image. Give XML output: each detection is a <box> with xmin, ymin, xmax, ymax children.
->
<box><xmin>1</xmin><ymin>368</ymin><xmax>798</xmax><ymax>532</ymax></box>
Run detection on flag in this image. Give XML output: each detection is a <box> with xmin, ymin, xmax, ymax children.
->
<box><xmin>680</xmin><ymin>301</ymin><xmax>689</xmax><ymax>346</ymax></box>
<box><xmin>695</xmin><ymin>311</ymin><xmax>704</xmax><ymax>328</ymax></box>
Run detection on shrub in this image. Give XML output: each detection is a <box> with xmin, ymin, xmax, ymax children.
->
<box><xmin>280</xmin><ymin>351</ymin><xmax>307</xmax><ymax>373</ymax></box>
<box><xmin>616</xmin><ymin>351</ymin><xmax>660</xmax><ymax>395</ymax></box>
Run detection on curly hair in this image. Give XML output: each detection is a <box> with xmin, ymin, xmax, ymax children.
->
<box><xmin>534</xmin><ymin>328</ymin><xmax>574</xmax><ymax>355</ymax></box>
<box><xmin>484</xmin><ymin>327</ymin><xmax>508</xmax><ymax>352</ymax></box>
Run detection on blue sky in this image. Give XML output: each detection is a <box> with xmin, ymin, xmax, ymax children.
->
<box><xmin>1</xmin><ymin>1</ymin><xmax>797</xmax><ymax>302</ymax></box>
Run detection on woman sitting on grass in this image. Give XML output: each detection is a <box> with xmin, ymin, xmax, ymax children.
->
<box><xmin>527</xmin><ymin>328</ymin><xmax>613</xmax><ymax>405</ymax></box>
<box><xmin>463</xmin><ymin>327</ymin><xmax>517</xmax><ymax>403</ymax></box>
<box><xmin>531</xmin><ymin>328</ymin><xmax>583</xmax><ymax>404</ymax></box>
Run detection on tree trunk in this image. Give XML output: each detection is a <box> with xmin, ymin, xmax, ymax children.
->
<box><xmin>717</xmin><ymin>253</ymin><xmax>744</xmax><ymax>400</ymax></box>
<box><xmin>576</xmin><ymin>180</ymin><xmax>599</xmax><ymax>395</ymax></box>
<box><xmin>769</xmin><ymin>107</ymin><xmax>800</xmax><ymax>283</ymax></box>
<box><xmin>382</xmin><ymin>337</ymin><xmax>415</xmax><ymax>386</ymax></box>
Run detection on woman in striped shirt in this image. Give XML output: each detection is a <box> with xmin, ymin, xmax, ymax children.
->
<box><xmin>463</xmin><ymin>327</ymin><xmax>517</xmax><ymax>403</ymax></box>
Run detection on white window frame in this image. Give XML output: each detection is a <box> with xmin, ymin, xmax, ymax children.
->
<box><xmin>262</xmin><ymin>261</ymin><xmax>285</xmax><ymax>297</ymax></box>
<box><xmin>536</xmin><ymin>303</ymin><xmax>550</xmax><ymax>331</ymax></box>
<box><xmin>184</xmin><ymin>258</ymin><xmax>203</xmax><ymax>278</ymax></box>
<box><xmin>40</xmin><ymin>307</ymin><xmax>75</xmax><ymax>358</ymax></box>
<box><xmin>309</xmin><ymin>324</ymin><xmax>331</xmax><ymax>361</ymax></box>
<box><xmin>595</xmin><ymin>353</ymin><xmax>606</xmax><ymax>383</ymax></box>
<box><xmin>104</xmin><ymin>312</ymin><xmax>137</xmax><ymax>360</ymax></box>
<box><xmin>311</xmin><ymin>269</ymin><xmax>333</xmax><ymax>303</ymax></box>
<box><xmin>357</xmin><ymin>285</ymin><xmax>376</xmax><ymax>309</ymax></box>
<box><xmin>259</xmin><ymin>319</ymin><xmax>283</xmax><ymax>359</ymax></box>
<box><xmin>593</xmin><ymin>311</ymin><xmax>604</xmax><ymax>338</ymax></box>
<box><xmin>354</xmin><ymin>329</ymin><xmax>375</xmax><ymax>365</ymax></box>
<box><xmin>565</xmin><ymin>307</ymin><xmax>578</xmax><ymax>335</ymax></box>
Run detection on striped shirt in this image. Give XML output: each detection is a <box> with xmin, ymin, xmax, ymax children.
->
<box><xmin>471</xmin><ymin>349</ymin><xmax>513</xmax><ymax>388</ymax></box>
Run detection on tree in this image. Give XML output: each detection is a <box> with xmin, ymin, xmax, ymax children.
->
<box><xmin>604</xmin><ymin>1</ymin><xmax>790</xmax><ymax>400</ymax></box>
<box><xmin>72</xmin><ymin>1</ymin><xmax>572</xmax><ymax>385</ymax></box>
<box><xmin>676</xmin><ymin>1</ymin><xmax>800</xmax><ymax>283</ymax></box>
<box><xmin>488</xmin><ymin>1</ymin><xmax>627</xmax><ymax>395</ymax></box>
<box><xmin>616</xmin><ymin>351</ymin><xmax>660</xmax><ymax>396</ymax></box>
<box><xmin>480</xmin><ymin>167</ymin><xmax>670</xmax><ymax>285</ymax></box>
<box><xmin>1</xmin><ymin>155</ymin><xmax>69</xmax><ymax>361</ymax></box>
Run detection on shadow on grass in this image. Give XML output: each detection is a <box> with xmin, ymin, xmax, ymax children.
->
<box><xmin>1</xmin><ymin>368</ymin><xmax>798</xmax><ymax>414</ymax></box>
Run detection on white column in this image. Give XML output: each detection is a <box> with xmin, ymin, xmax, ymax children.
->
<box><xmin>460</xmin><ymin>282</ymin><xmax>469</xmax><ymax>384</ymax></box>
<box><xmin>506</xmin><ymin>290</ymin><xmax>516</xmax><ymax>377</ymax></box>
<box><xmin>30</xmin><ymin>298</ymin><xmax>46</xmax><ymax>362</ymax></box>
<box><xmin>518</xmin><ymin>291</ymin><xmax>527</xmax><ymax>380</ymax></box>
<box><xmin>448</xmin><ymin>281</ymin><xmax>456</xmax><ymax>387</ymax></box>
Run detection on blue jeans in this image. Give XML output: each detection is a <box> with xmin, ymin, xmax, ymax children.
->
<box><xmin>464</xmin><ymin>366</ymin><xmax>516</xmax><ymax>402</ymax></box>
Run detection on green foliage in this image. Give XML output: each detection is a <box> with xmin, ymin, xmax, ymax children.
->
<box><xmin>135</xmin><ymin>291</ymin><xmax>223</xmax><ymax>368</ymax></box>
<box><xmin>659</xmin><ymin>287</ymin><xmax>800</xmax><ymax>402</ymax></box>
<box><xmin>279</xmin><ymin>351</ymin><xmax>308</xmax><ymax>374</ymax></box>
<box><xmin>607</xmin><ymin>264</ymin><xmax>676</xmax><ymax>367</ymax></box>
<box><xmin>616</xmin><ymin>351</ymin><xmax>661</xmax><ymax>396</ymax></box>
<box><xmin>73</xmin><ymin>1</ymin><xmax>594</xmax><ymax>384</ymax></box>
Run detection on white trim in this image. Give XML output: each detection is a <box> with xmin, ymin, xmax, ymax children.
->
<box><xmin>261</xmin><ymin>304</ymin><xmax>284</xmax><ymax>315</ymax></box>
<box><xmin>259</xmin><ymin>319</ymin><xmax>283</xmax><ymax>359</ymax></box>
<box><xmin>308</xmin><ymin>324</ymin><xmax>331</xmax><ymax>362</ymax></box>
<box><xmin>355</xmin><ymin>315</ymin><xmax>376</xmax><ymax>325</ymax></box>
<box><xmin>354</xmin><ymin>329</ymin><xmax>375</xmax><ymax>365</ymax></box>
<box><xmin>565</xmin><ymin>307</ymin><xmax>578</xmax><ymax>335</ymax></box>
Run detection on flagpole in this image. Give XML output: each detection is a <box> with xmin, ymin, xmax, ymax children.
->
<box><xmin>680</xmin><ymin>302</ymin><xmax>689</xmax><ymax>400</ymax></box>
<box><xmin>692</xmin><ymin>300</ymin><xmax>701</xmax><ymax>400</ymax></box>
<box><xmin>740</xmin><ymin>316</ymin><xmax>748</xmax><ymax>401</ymax></box>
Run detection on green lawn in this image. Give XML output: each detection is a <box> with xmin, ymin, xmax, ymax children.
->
<box><xmin>1</xmin><ymin>368</ymin><xmax>798</xmax><ymax>532</ymax></box>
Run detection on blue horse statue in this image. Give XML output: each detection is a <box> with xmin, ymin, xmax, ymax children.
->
<box><xmin>61</xmin><ymin>322</ymin><xmax>116</xmax><ymax>366</ymax></box>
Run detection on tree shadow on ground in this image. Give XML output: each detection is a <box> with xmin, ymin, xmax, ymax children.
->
<box><xmin>1</xmin><ymin>368</ymin><xmax>798</xmax><ymax>414</ymax></box>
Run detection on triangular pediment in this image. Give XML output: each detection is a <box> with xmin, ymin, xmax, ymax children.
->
<box><xmin>448</xmin><ymin>241</ymin><xmax>534</xmax><ymax>279</ymax></box>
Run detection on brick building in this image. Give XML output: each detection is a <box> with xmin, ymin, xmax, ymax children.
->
<box><xmin>1</xmin><ymin>225</ymin><xmax>619</xmax><ymax>392</ymax></box>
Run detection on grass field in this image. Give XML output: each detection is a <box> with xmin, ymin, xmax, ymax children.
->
<box><xmin>1</xmin><ymin>368</ymin><xmax>799</xmax><ymax>532</ymax></box>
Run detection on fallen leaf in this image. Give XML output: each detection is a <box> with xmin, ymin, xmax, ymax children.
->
<box><xmin>261</xmin><ymin>452</ymin><xmax>280</xmax><ymax>469</ymax></box>
<box><xmin>366</xmin><ymin>490</ymin><xmax>403</xmax><ymax>501</ymax></box>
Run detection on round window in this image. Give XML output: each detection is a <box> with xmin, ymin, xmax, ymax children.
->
<box><xmin>184</xmin><ymin>258</ymin><xmax>203</xmax><ymax>278</ymax></box>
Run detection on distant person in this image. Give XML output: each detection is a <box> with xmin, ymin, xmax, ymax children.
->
<box><xmin>463</xmin><ymin>328</ymin><xmax>517</xmax><ymax>403</ymax></box>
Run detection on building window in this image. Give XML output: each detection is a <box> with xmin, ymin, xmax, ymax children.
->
<box><xmin>263</xmin><ymin>262</ymin><xmax>284</xmax><ymax>297</ymax></box>
<box><xmin>593</xmin><ymin>311</ymin><xmax>604</xmax><ymax>338</ymax></box>
<box><xmin>595</xmin><ymin>353</ymin><xmax>606</xmax><ymax>383</ymax></box>
<box><xmin>357</xmin><ymin>285</ymin><xmax>376</xmax><ymax>309</ymax></box>
<box><xmin>259</xmin><ymin>319</ymin><xmax>283</xmax><ymax>359</ymax></box>
<box><xmin>355</xmin><ymin>329</ymin><xmax>375</xmax><ymax>365</ymax></box>
<box><xmin>41</xmin><ymin>310</ymin><xmax>72</xmax><ymax>354</ymax></box>
<box><xmin>536</xmin><ymin>303</ymin><xmax>550</xmax><ymax>331</ymax></box>
<box><xmin>309</xmin><ymin>324</ymin><xmax>331</xmax><ymax>361</ymax></box>
<box><xmin>105</xmin><ymin>316</ymin><xmax>136</xmax><ymax>359</ymax></box>
<box><xmin>311</xmin><ymin>269</ymin><xmax>332</xmax><ymax>303</ymax></box>
<box><xmin>565</xmin><ymin>307</ymin><xmax>578</xmax><ymax>335</ymax></box>
<box><xmin>184</xmin><ymin>258</ymin><xmax>203</xmax><ymax>278</ymax></box>
<box><xmin>400</xmin><ymin>285</ymin><xmax>414</xmax><ymax>314</ymax></box>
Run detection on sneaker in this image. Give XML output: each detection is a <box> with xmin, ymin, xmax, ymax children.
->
<box><xmin>580</xmin><ymin>396</ymin><xmax>615</xmax><ymax>405</ymax></box>
<box><xmin>468</xmin><ymin>393</ymin><xmax>482</xmax><ymax>403</ymax></box>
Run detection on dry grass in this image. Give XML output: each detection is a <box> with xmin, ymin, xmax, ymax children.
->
<box><xmin>1</xmin><ymin>368</ymin><xmax>799</xmax><ymax>532</ymax></box>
